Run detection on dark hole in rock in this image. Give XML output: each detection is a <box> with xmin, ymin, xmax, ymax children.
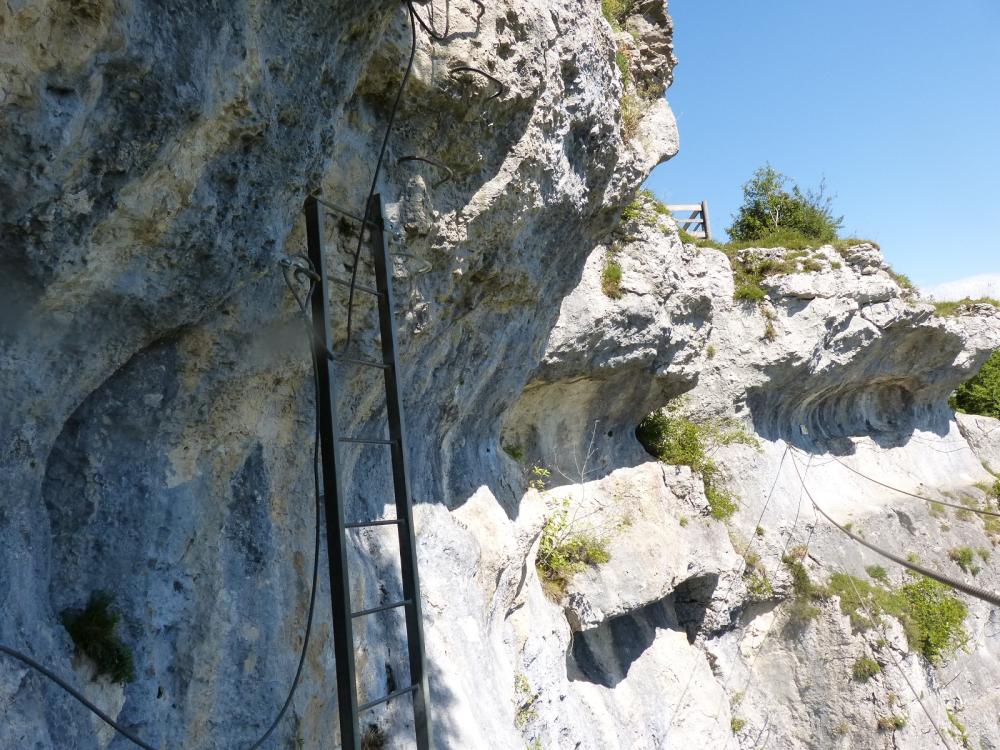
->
<box><xmin>567</xmin><ymin>573</ymin><xmax>717</xmax><ymax>688</ymax></box>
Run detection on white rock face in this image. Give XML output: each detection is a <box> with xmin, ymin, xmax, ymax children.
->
<box><xmin>499</xmin><ymin>203</ymin><xmax>1000</xmax><ymax>749</ymax></box>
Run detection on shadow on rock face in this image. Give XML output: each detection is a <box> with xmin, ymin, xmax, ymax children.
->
<box><xmin>746</xmin><ymin>322</ymin><xmax>968</xmax><ymax>450</ymax></box>
<box><xmin>567</xmin><ymin>573</ymin><xmax>717</xmax><ymax>689</ymax></box>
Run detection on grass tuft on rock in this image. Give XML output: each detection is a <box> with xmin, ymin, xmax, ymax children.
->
<box><xmin>601</xmin><ymin>256</ymin><xmax>623</xmax><ymax>299</ymax></box>
<box><xmin>949</xmin><ymin>546</ymin><xmax>980</xmax><ymax>575</ymax></box>
<box><xmin>536</xmin><ymin>498</ymin><xmax>612</xmax><ymax>599</ymax></box>
<box><xmin>61</xmin><ymin>592</ymin><xmax>136</xmax><ymax>684</ymax></box>
<box><xmin>852</xmin><ymin>656</ymin><xmax>881</xmax><ymax>682</ymax></box>
<box><xmin>932</xmin><ymin>297</ymin><xmax>1000</xmax><ymax>317</ymax></box>
<box><xmin>636</xmin><ymin>400</ymin><xmax>758</xmax><ymax>521</ymax></box>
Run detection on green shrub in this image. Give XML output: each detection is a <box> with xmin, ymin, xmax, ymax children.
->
<box><xmin>636</xmin><ymin>401</ymin><xmax>758</xmax><ymax>521</ymax></box>
<box><xmin>727</xmin><ymin>166</ymin><xmax>843</xmax><ymax>245</ymax></box>
<box><xmin>536</xmin><ymin>499</ymin><xmax>611</xmax><ymax>598</ymax></box>
<box><xmin>601</xmin><ymin>0</ymin><xmax>634</xmax><ymax>31</ymax></box>
<box><xmin>60</xmin><ymin>592</ymin><xmax>136</xmax><ymax>684</ymax></box>
<box><xmin>528</xmin><ymin>464</ymin><xmax>551</xmax><ymax>491</ymax></box>
<box><xmin>949</xmin><ymin>546</ymin><xmax>980</xmax><ymax>575</ymax></box>
<box><xmin>782</xmin><ymin>556</ymin><xmax>824</xmax><ymax>626</ymax></box>
<box><xmin>730</xmin><ymin>717</ymin><xmax>746</xmax><ymax>734</ymax></box>
<box><xmin>852</xmin><ymin>656</ymin><xmax>881</xmax><ymax>682</ymax></box>
<box><xmin>951</xmin><ymin>350</ymin><xmax>1000</xmax><ymax>419</ymax></box>
<box><xmin>705</xmin><ymin>484</ymin><xmax>738</xmax><ymax>520</ymax></box>
<box><xmin>827</xmin><ymin>572</ymin><xmax>967</xmax><ymax>662</ymax></box>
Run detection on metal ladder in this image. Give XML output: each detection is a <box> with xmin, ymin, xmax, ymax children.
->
<box><xmin>303</xmin><ymin>193</ymin><xmax>431</xmax><ymax>749</ymax></box>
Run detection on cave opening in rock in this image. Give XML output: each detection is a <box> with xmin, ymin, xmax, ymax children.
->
<box><xmin>566</xmin><ymin>573</ymin><xmax>718</xmax><ymax>689</ymax></box>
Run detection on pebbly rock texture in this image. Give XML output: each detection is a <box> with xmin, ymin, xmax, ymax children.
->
<box><xmin>1</xmin><ymin>0</ymin><xmax>678</xmax><ymax>748</ymax></box>
<box><xmin>4</xmin><ymin>1</ymin><xmax>1000</xmax><ymax>749</ymax></box>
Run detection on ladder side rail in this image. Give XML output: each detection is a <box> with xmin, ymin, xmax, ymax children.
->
<box><xmin>369</xmin><ymin>194</ymin><xmax>433</xmax><ymax>750</ymax></box>
<box><xmin>304</xmin><ymin>195</ymin><xmax>362</xmax><ymax>750</ymax></box>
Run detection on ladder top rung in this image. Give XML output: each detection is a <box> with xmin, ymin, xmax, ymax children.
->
<box><xmin>338</xmin><ymin>437</ymin><xmax>397</xmax><ymax>446</ymax></box>
<box><xmin>331</xmin><ymin>354</ymin><xmax>392</xmax><ymax>370</ymax></box>
<box><xmin>311</xmin><ymin>195</ymin><xmax>381</xmax><ymax>228</ymax></box>
<box><xmin>344</xmin><ymin>519</ymin><xmax>405</xmax><ymax>529</ymax></box>
<box><xmin>327</xmin><ymin>275</ymin><xmax>383</xmax><ymax>297</ymax></box>
<box><xmin>352</xmin><ymin>599</ymin><xmax>412</xmax><ymax>619</ymax></box>
<box><xmin>358</xmin><ymin>684</ymin><xmax>418</xmax><ymax>713</ymax></box>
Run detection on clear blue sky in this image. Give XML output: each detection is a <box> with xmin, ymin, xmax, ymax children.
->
<box><xmin>644</xmin><ymin>0</ymin><xmax>1000</xmax><ymax>290</ymax></box>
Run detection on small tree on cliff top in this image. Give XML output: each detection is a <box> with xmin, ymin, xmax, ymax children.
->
<box><xmin>727</xmin><ymin>165</ymin><xmax>843</xmax><ymax>244</ymax></box>
<box><xmin>951</xmin><ymin>350</ymin><xmax>1000</xmax><ymax>419</ymax></box>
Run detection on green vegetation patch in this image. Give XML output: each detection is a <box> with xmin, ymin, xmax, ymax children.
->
<box><xmin>536</xmin><ymin>498</ymin><xmax>612</xmax><ymax>598</ymax></box>
<box><xmin>932</xmin><ymin>297</ymin><xmax>1000</xmax><ymax>317</ymax></box>
<box><xmin>61</xmin><ymin>592</ymin><xmax>136</xmax><ymax>684</ymax></box>
<box><xmin>503</xmin><ymin>443</ymin><xmax>525</xmax><ymax>462</ymax></box>
<box><xmin>782</xmin><ymin>555</ymin><xmax>824</xmax><ymax>626</ymax></box>
<box><xmin>876</xmin><ymin>714</ymin><xmax>907</xmax><ymax>732</ymax></box>
<box><xmin>601</xmin><ymin>254</ymin><xmax>624</xmax><ymax>299</ymax></box>
<box><xmin>620</xmin><ymin>92</ymin><xmax>642</xmax><ymax>140</ymax></box>
<box><xmin>948</xmin><ymin>546</ymin><xmax>980</xmax><ymax>575</ymax></box>
<box><xmin>951</xmin><ymin>349</ymin><xmax>1000</xmax><ymax>419</ymax></box>
<box><xmin>514</xmin><ymin>673</ymin><xmax>539</xmax><ymax>729</ymax></box>
<box><xmin>601</xmin><ymin>0</ymin><xmax>634</xmax><ymax>31</ymax></box>
<box><xmin>947</xmin><ymin>709</ymin><xmax>972</xmax><ymax>749</ymax></box>
<box><xmin>865</xmin><ymin>565</ymin><xmax>889</xmax><ymax>583</ymax></box>
<box><xmin>636</xmin><ymin>400</ymin><xmax>758</xmax><ymax>520</ymax></box>
<box><xmin>827</xmin><ymin>572</ymin><xmax>967</xmax><ymax>662</ymax></box>
<box><xmin>851</xmin><ymin>656</ymin><xmax>881</xmax><ymax>682</ymax></box>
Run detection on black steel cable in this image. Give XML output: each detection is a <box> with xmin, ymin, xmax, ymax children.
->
<box><xmin>343</xmin><ymin>3</ymin><xmax>418</xmax><ymax>353</ymax></box>
<box><xmin>410</xmin><ymin>0</ymin><xmax>450</xmax><ymax>41</ymax></box>
<box><xmin>668</xmin><ymin>444</ymin><xmax>789</xmax><ymax>740</ymax></box>
<box><xmin>789</xmin><ymin>450</ymin><xmax>1000</xmax><ymax>608</ymax></box>
<box><xmin>827</xmin><ymin>455</ymin><xmax>1000</xmax><ymax>518</ymax></box>
<box><xmin>0</xmin><ymin>271</ymin><xmax>325</xmax><ymax>750</ymax></box>
<box><xmin>788</xmin><ymin>451</ymin><xmax>955</xmax><ymax>750</ymax></box>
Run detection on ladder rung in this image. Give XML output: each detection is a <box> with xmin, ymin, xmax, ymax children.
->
<box><xmin>344</xmin><ymin>519</ymin><xmax>405</xmax><ymax>529</ymax></box>
<box><xmin>327</xmin><ymin>275</ymin><xmax>382</xmax><ymax>297</ymax></box>
<box><xmin>312</xmin><ymin>195</ymin><xmax>380</xmax><ymax>228</ymax></box>
<box><xmin>358</xmin><ymin>684</ymin><xmax>418</xmax><ymax>712</ymax></box>
<box><xmin>352</xmin><ymin>599</ymin><xmax>411</xmax><ymax>619</ymax></box>
<box><xmin>331</xmin><ymin>354</ymin><xmax>391</xmax><ymax>370</ymax></box>
<box><xmin>338</xmin><ymin>437</ymin><xmax>397</xmax><ymax>446</ymax></box>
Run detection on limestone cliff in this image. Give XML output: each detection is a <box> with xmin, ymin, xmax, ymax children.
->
<box><xmin>2</xmin><ymin>1</ymin><xmax>1000</xmax><ymax>749</ymax></box>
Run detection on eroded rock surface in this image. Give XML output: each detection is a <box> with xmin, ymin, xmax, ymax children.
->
<box><xmin>3</xmin><ymin>1</ymin><xmax>1000</xmax><ymax>749</ymax></box>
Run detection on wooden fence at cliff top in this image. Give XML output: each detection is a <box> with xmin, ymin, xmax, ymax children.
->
<box><xmin>668</xmin><ymin>201</ymin><xmax>711</xmax><ymax>240</ymax></box>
